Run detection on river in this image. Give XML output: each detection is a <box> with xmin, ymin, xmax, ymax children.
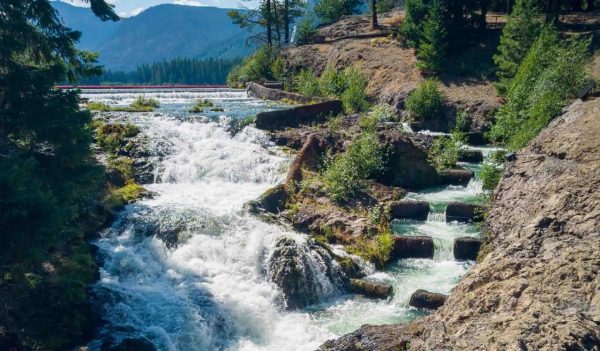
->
<box><xmin>84</xmin><ymin>89</ymin><xmax>489</xmax><ymax>351</ymax></box>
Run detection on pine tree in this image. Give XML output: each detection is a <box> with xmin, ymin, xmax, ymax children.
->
<box><xmin>493</xmin><ymin>0</ymin><xmax>542</xmax><ymax>94</ymax></box>
<box><xmin>416</xmin><ymin>2</ymin><xmax>447</xmax><ymax>75</ymax></box>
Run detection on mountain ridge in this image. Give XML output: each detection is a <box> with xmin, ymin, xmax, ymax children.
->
<box><xmin>53</xmin><ymin>1</ymin><xmax>254</xmax><ymax>71</ymax></box>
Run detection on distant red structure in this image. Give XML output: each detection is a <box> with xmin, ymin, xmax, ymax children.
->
<box><xmin>56</xmin><ymin>84</ymin><xmax>230</xmax><ymax>90</ymax></box>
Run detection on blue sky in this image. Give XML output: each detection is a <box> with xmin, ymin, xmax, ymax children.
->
<box><xmin>61</xmin><ymin>0</ymin><xmax>257</xmax><ymax>17</ymax></box>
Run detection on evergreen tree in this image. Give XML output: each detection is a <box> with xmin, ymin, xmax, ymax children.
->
<box><xmin>493</xmin><ymin>0</ymin><xmax>542</xmax><ymax>94</ymax></box>
<box><xmin>314</xmin><ymin>0</ymin><xmax>361</xmax><ymax>24</ymax></box>
<box><xmin>416</xmin><ymin>2</ymin><xmax>447</xmax><ymax>74</ymax></box>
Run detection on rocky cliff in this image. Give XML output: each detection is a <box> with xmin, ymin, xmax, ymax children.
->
<box><xmin>319</xmin><ymin>97</ymin><xmax>600</xmax><ymax>351</ymax></box>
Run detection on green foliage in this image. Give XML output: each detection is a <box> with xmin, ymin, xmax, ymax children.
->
<box><xmin>400</xmin><ymin>0</ymin><xmax>430</xmax><ymax>48</ymax></box>
<box><xmin>490</xmin><ymin>27</ymin><xmax>591</xmax><ymax>150</ymax></box>
<box><xmin>416</xmin><ymin>2</ymin><xmax>447</xmax><ymax>74</ymax></box>
<box><xmin>95</xmin><ymin>122</ymin><xmax>141</xmax><ymax>155</ymax></box>
<box><xmin>373</xmin><ymin>0</ymin><xmax>397</xmax><ymax>14</ymax></box>
<box><xmin>189</xmin><ymin>99</ymin><xmax>215</xmax><ymax>113</ymax></box>
<box><xmin>340</xmin><ymin>66</ymin><xmax>370</xmax><ymax>113</ymax></box>
<box><xmin>103</xmin><ymin>183</ymin><xmax>148</xmax><ymax>213</ymax></box>
<box><xmin>358</xmin><ymin>104</ymin><xmax>396</xmax><ymax>132</ymax></box>
<box><xmin>454</xmin><ymin>109</ymin><xmax>469</xmax><ymax>132</ymax></box>
<box><xmin>296</xmin><ymin>16</ymin><xmax>318</xmax><ymax>45</ymax></box>
<box><xmin>129</xmin><ymin>96</ymin><xmax>160</xmax><ymax>111</ymax></box>
<box><xmin>297</xmin><ymin>69</ymin><xmax>324</xmax><ymax>97</ymax></box>
<box><xmin>227</xmin><ymin>46</ymin><xmax>276</xmax><ymax>86</ymax></box>
<box><xmin>323</xmin><ymin>132</ymin><xmax>385</xmax><ymax>202</ymax></box>
<box><xmin>319</xmin><ymin>66</ymin><xmax>348</xmax><ymax>97</ymax></box>
<box><xmin>81</xmin><ymin>57</ymin><xmax>241</xmax><ymax>85</ymax></box>
<box><xmin>428</xmin><ymin>131</ymin><xmax>464</xmax><ymax>172</ymax></box>
<box><xmin>480</xmin><ymin>163</ymin><xmax>502</xmax><ymax>191</ymax></box>
<box><xmin>108</xmin><ymin>157</ymin><xmax>135</xmax><ymax>183</ymax></box>
<box><xmin>348</xmin><ymin>228</ymin><xmax>394</xmax><ymax>267</ymax></box>
<box><xmin>405</xmin><ymin>79</ymin><xmax>445</xmax><ymax>121</ymax></box>
<box><xmin>315</xmin><ymin>0</ymin><xmax>361</xmax><ymax>24</ymax></box>
<box><xmin>87</xmin><ymin>102</ymin><xmax>112</xmax><ymax>111</ymax></box>
<box><xmin>493</xmin><ymin>0</ymin><xmax>542</xmax><ymax>94</ymax></box>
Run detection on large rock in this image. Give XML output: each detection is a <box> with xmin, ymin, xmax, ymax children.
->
<box><xmin>349</xmin><ymin>279</ymin><xmax>393</xmax><ymax>299</ymax></box>
<box><xmin>439</xmin><ymin>169</ymin><xmax>473</xmax><ymax>186</ymax></box>
<box><xmin>319</xmin><ymin>98</ymin><xmax>600</xmax><ymax>350</ymax></box>
<box><xmin>389</xmin><ymin>200</ymin><xmax>429</xmax><ymax>221</ymax></box>
<box><xmin>458</xmin><ymin>149</ymin><xmax>484</xmax><ymax>163</ymax></box>
<box><xmin>408</xmin><ymin>289</ymin><xmax>447</xmax><ymax>310</ymax></box>
<box><xmin>445</xmin><ymin>202</ymin><xmax>484</xmax><ymax>222</ymax></box>
<box><xmin>390</xmin><ymin>236</ymin><xmax>434</xmax><ymax>260</ymax></box>
<box><xmin>453</xmin><ymin>236</ymin><xmax>482</xmax><ymax>261</ymax></box>
<box><xmin>377</xmin><ymin>130</ymin><xmax>441</xmax><ymax>190</ymax></box>
<box><xmin>255</xmin><ymin>100</ymin><xmax>343</xmax><ymax>130</ymax></box>
<box><xmin>247</xmin><ymin>82</ymin><xmax>328</xmax><ymax>104</ymax></box>
<box><xmin>245</xmin><ymin>184</ymin><xmax>288</xmax><ymax>214</ymax></box>
<box><xmin>267</xmin><ymin>237</ymin><xmax>348</xmax><ymax>309</ymax></box>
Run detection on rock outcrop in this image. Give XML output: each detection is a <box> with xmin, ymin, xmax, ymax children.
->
<box><xmin>319</xmin><ymin>98</ymin><xmax>600</xmax><ymax>350</ymax></box>
<box><xmin>247</xmin><ymin>82</ymin><xmax>328</xmax><ymax>104</ymax></box>
<box><xmin>267</xmin><ymin>237</ymin><xmax>350</xmax><ymax>309</ymax></box>
<box><xmin>408</xmin><ymin>290</ymin><xmax>448</xmax><ymax>310</ymax></box>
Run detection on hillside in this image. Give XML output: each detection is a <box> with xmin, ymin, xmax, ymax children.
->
<box><xmin>53</xmin><ymin>2</ymin><xmax>254</xmax><ymax>71</ymax></box>
<box><xmin>319</xmin><ymin>96</ymin><xmax>600</xmax><ymax>350</ymax></box>
<box><xmin>280</xmin><ymin>13</ymin><xmax>501</xmax><ymax>133</ymax></box>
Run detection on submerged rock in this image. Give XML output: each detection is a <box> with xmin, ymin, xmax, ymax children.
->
<box><xmin>453</xmin><ymin>236</ymin><xmax>482</xmax><ymax>261</ymax></box>
<box><xmin>408</xmin><ymin>289</ymin><xmax>447</xmax><ymax>310</ymax></box>
<box><xmin>390</xmin><ymin>236</ymin><xmax>434</xmax><ymax>260</ymax></box>
<box><xmin>389</xmin><ymin>200</ymin><xmax>429</xmax><ymax>221</ymax></box>
<box><xmin>445</xmin><ymin>202</ymin><xmax>484</xmax><ymax>223</ymax></box>
<box><xmin>267</xmin><ymin>237</ymin><xmax>351</xmax><ymax>309</ymax></box>
<box><xmin>439</xmin><ymin>169</ymin><xmax>473</xmax><ymax>186</ymax></box>
<box><xmin>349</xmin><ymin>279</ymin><xmax>393</xmax><ymax>299</ymax></box>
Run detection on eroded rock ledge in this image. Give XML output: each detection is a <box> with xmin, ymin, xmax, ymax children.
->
<box><xmin>319</xmin><ymin>98</ymin><xmax>600</xmax><ymax>351</ymax></box>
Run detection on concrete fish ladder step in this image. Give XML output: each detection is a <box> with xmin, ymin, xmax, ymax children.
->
<box><xmin>445</xmin><ymin>202</ymin><xmax>486</xmax><ymax>223</ymax></box>
<box><xmin>391</xmin><ymin>235</ymin><xmax>434</xmax><ymax>260</ymax></box>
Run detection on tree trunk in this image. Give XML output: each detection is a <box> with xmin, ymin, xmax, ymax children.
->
<box><xmin>480</xmin><ymin>0</ymin><xmax>490</xmax><ymax>30</ymax></box>
<box><xmin>274</xmin><ymin>0</ymin><xmax>281</xmax><ymax>45</ymax></box>
<box><xmin>284</xmin><ymin>0</ymin><xmax>290</xmax><ymax>44</ymax></box>
<box><xmin>266</xmin><ymin>0</ymin><xmax>272</xmax><ymax>46</ymax></box>
<box><xmin>371</xmin><ymin>0</ymin><xmax>378</xmax><ymax>29</ymax></box>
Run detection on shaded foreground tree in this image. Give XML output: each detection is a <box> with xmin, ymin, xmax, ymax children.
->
<box><xmin>0</xmin><ymin>0</ymin><xmax>118</xmax><ymax>349</ymax></box>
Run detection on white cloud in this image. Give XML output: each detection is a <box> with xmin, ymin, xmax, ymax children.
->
<box><xmin>173</xmin><ymin>0</ymin><xmax>206</xmax><ymax>6</ymax></box>
<box><xmin>118</xmin><ymin>6</ymin><xmax>146</xmax><ymax>17</ymax></box>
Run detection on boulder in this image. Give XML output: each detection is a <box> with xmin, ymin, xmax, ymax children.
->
<box><xmin>286</xmin><ymin>134</ymin><xmax>324</xmax><ymax>184</ymax></box>
<box><xmin>458</xmin><ymin>149</ymin><xmax>484</xmax><ymax>163</ymax></box>
<box><xmin>255</xmin><ymin>100</ymin><xmax>343</xmax><ymax>130</ymax></box>
<box><xmin>453</xmin><ymin>236</ymin><xmax>482</xmax><ymax>261</ymax></box>
<box><xmin>389</xmin><ymin>200</ymin><xmax>430</xmax><ymax>221</ymax></box>
<box><xmin>377</xmin><ymin>130</ymin><xmax>441</xmax><ymax>190</ymax></box>
<box><xmin>440</xmin><ymin>169</ymin><xmax>474</xmax><ymax>186</ymax></box>
<box><xmin>464</xmin><ymin>132</ymin><xmax>487</xmax><ymax>146</ymax></box>
<box><xmin>408</xmin><ymin>289</ymin><xmax>448</xmax><ymax>310</ymax></box>
<box><xmin>349</xmin><ymin>279</ymin><xmax>393</xmax><ymax>299</ymax></box>
<box><xmin>390</xmin><ymin>236</ymin><xmax>434</xmax><ymax>259</ymax></box>
<box><xmin>445</xmin><ymin>202</ymin><xmax>484</xmax><ymax>222</ymax></box>
<box><xmin>267</xmin><ymin>237</ymin><xmax>347</xmax><ymax>309</ymax></box>
<box><xmin>247</xmin><ymin>184</ymin><xmax>288</xmax><ymax>214</ymax></box>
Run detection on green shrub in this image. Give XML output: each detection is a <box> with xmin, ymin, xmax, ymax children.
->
<box><xmin>347</xmin><ymin>228</ymin><xmax>394</xmax><ymax>267</ymax></box>
<box><xmin>108</xmin><ymin>157</ymin><xmax>135</xmax><ymax>183</ymax></box>
<box><xmin>315</xmin><ymin>0</ymin><xmax>361</xmax><ymax>24</ymax></box>
<box><xmin>340</xmin><ymin>66</ymin><xmax>369</xmax><ymax>113</ymax></box>
<box><xmin>479</xmin><ymin>163</ymin><xmax>502</xmax><ymax>191</ymax></box>
<box><xmin>319</xmin><ymin>65</ymin><xmax>347</xmax><ymax>97</ymax></box>
<box><xmin>296</xmin><ymin>17</ymin><xmax>318</xmax><ymax>45</ymax></box>
<box><xmin>454</xmin><ymin>109</ymin><xmax>469</xmax><ymax>132</ymax></box>
<box><xmin>127</xmin><ymin>96</ymin><xmax>160</xmax><ymax>112</ymax></box>
<box><xmin>428</xmin><ymin>131</ymin><xmax>464</xmax><ymax>172</ymax></box>
<box><xmin>297</xmin><ymin>69</ymin><xmax>323</xmax><ymax>97</ymax></box>
<box><xmin>189</xmin><ymin>99</ymin><xmax>215</xmax><ymax>113</ymax></box>
<box><xmin>96</xmin><ymin>123</ymin><xmax>140</xmax><ymax>155</ymax></box>
<box><xmin>323</xmin><ymin>132</ymin><xmax>385</xmax><ymax>202</ymax></box>
<box><xmin>489</xmin><ymin>27</ymin><xmax>590</xmax><ymax>150</ymax></box>
<box><xmin>227</xmin><ymin>46</ymin><xmax>276</xmax><ymax>86</ymax></box>
<box><xmin>103</xmin><ymin>183</ymin><xmax>147</xmax><ymax>212</ymax></box>
<box><xmin>405</xmin><ymin>79</ymin><xmax>445</xmax><ymax>121</ymax></box>
<box><xmin>358</xmin><ymin>104</ymin><xmax>395</xmax><ymax>132</ymax></box>
<box><xmin>87</xmin><ymin>102</ymin><xmax>112</xmax><ymax>111</ymax></box>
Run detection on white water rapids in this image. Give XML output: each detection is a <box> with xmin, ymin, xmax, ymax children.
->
<box><xmin>85</xmin><ymin>89</ymin><xmax>486</xmax><ymax>351</ymax></box>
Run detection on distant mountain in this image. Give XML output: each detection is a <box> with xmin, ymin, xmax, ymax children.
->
<box><xmin>53</xmin><ymin>2</ymin><xmax>254</xmax><ymax>71</ymax></box>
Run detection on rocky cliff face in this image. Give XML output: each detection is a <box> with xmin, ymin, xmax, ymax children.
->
<box><xmin>319</xmin><ymin>98</ymin><xmax>600</xmax><ymax>351</ymax></box>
